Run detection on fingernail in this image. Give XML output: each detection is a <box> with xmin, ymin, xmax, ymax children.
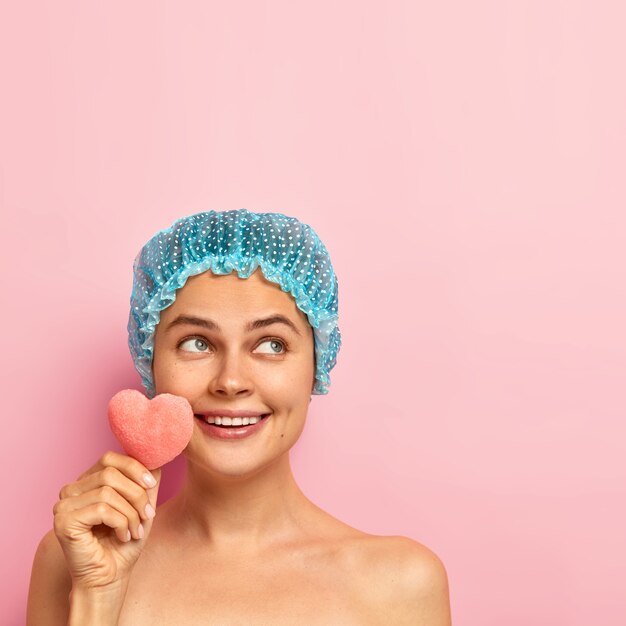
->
<box><xmin>137</xmin><ymin>523</ymin><xmax>144</xmax><ymax>539</ymax></box>
<box><xmin>143</xmin><ymin>472</ymin><xmax>157</xmax><ymax>487</ymax></box>
<box><xmin>145</xmin><ymin>503</ymin><xmax>156</xmax><ymax>519</ymax></box>
<box><xmin>126</xmin><ymin>530</ymin><xmax>131</xmax><ymax>542</ymax></box>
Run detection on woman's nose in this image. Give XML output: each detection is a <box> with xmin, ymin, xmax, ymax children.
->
<box><xmin>207</xmin><ymin>351</ymin><xmax>252</xmax><ymax>396</ymax></box>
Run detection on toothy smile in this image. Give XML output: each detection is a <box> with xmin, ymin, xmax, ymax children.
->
<box><xmin>194</xmin><ymin>413</ymin><xmax>270</xmax><ymax>427</ymax></box>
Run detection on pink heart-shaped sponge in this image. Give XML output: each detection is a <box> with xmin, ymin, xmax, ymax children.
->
<box><xmin>108</xmin><ymin>390</ymin><xmax>195</xmax><ymax>470</ymax></box>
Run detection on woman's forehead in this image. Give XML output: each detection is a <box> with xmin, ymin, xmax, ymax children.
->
<box><xmin>161</xmin><ymin>269</ymin><xmax>309</xmax><ymax>324</ymax></box>
<box><xmin>181</xmin><ymin>269</ymin><xmax>285</xmax><ymax>300</ymax></box>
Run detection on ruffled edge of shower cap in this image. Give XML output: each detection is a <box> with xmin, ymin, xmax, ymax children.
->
<box><xmin>127</xmin><ymin>212</ymin><xmax>342</xmax><ymax>398</ymax></box>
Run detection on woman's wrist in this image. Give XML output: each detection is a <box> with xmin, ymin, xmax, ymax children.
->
<box><xmin>68</xmin><ymin>581</ymin><xmax>129</xmax><ymax>626</ymax></box>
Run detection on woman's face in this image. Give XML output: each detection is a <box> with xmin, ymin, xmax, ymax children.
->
<box><xmin>152</xmin><ymin>268</ymin><xmax>315</xmax><ymax>478</ymax></box>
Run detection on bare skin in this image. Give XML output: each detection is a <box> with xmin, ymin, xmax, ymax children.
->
<box><xmin>27</xmin><ymin>269</ymin><xmax>451</xmax><ymax>625</ymax></box>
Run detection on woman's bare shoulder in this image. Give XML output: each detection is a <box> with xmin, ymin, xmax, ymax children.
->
<box><xmin>339</xmin><ymin>532</ymin><xmax>447</xmax><ymax>580</ymax></box>
<box><xmin>27</xmin><ymin>529</ymin><xmax>72</xmax><ymax>626</ymax></box>
<box><xmin>304</xmin><ymin>506</ymin><xmax>449</xmax><ymax>589</ymax></box>
<box><xmin>337</xmin><ymin>532</ymin><xmax>451</xmax><ymax>625</ymax></box>
<box><xmin>360</xmin><ymin>534</ymin><xmax>447</xmax><ymax>580</ymax></box>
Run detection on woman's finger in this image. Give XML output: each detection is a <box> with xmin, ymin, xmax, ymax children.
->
<box><xmin>54</xmin><ymin>486</ymin><xmax>145</xmax><ymax>540</ymax></box>
<box><xmin>77</xmin><ymin>450</ymin><xmax>157</xmax><ymax>491</ymax></box>
<box><xmin>59</xmin><ymin>466</ymin><xmax>155</xmax><ymax>523</ymax></box>
<box><xmin>54</xmin><ymin>502</ymin><xmax>132</xmax><ymax>545</ymax></box>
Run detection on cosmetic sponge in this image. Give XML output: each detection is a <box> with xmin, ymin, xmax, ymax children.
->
<box><xmin>108</xmin><ymin>389</ymin><xmax>194</xmax><ymax>470</ymax></box>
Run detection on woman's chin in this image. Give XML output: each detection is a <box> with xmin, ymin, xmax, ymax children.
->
<box><xmin>187</xmin><ymin>455</ymin><xmax>287</xmax><ymax>482</ymax></box>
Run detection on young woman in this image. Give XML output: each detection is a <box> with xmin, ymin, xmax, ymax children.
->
<box><xmin>27</xmin><ymin>209</ymin><xmax>451</xmax><ymax>625</ymax></box>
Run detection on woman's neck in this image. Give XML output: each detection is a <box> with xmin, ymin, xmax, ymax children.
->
<box><xmin>168</xmin><ymin>453</ymin><xmax>315</xmax><ymax>553</ymax></box>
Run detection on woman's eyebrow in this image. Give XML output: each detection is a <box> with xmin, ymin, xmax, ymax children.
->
<box><xmin>165</xmin><ymin>314</ymin><xmax>302</xmax><ymax>336</ymax></box>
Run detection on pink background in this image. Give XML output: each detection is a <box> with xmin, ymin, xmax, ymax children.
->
<box><xmin>2</xmin><ymin>2</ymin><xmax>625</xmax><ymax>624</ymax></box>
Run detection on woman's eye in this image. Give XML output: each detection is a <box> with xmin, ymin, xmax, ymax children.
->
<box><xmin>178</xmin><ymin>337</ymin><xmax>286</xmax><ymax>355</ymax></box>
<box><xmin>255</xmin><ymin>339</ymin><xmax>286</xmax><ymax>354</ymax></box>
<box><xmin>179</xmin><ymin>337</ymin><xmax>210</xmax><ymax>353</ymax></box>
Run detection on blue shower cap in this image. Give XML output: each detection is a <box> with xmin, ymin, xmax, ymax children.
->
<box><xmin>128</xmin><ymin>209</ymin><xmax>341</xmax><ymax>397</ymax></box>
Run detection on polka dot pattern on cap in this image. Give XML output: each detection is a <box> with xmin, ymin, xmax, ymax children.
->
<box><xmin>128</xmin><ymin>209</ymin><xmax>341</xmax><ymax>397</ymax></box>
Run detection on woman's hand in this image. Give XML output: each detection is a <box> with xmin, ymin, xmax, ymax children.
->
<box><xmin>53</xmin><ymin>450</ymin><xmax>161</xmax><ymax>592</ymax></box>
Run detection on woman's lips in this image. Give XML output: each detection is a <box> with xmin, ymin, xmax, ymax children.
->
<box><xmin>194</xmin><ymin>413</ymin><xmax>270</xmax><ymax>440</ymax></box>
<box><xmin>196</xmin><ymin>409</ymin><xmax>270</xmax><ymax>418</ymax></box>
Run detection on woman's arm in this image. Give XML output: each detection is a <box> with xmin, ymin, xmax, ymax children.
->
<box><xmin>400</xmin><ymin>541</ymin><xmax>451</xmax><ymax>625</ymax></box>
<box><xmin>27</xmin><ymin>529</ymin><xmax>72</xmax><ymax>626</ymax></box>
<box><xmin>397</xmin><ymin>537</ymin><xmax>452</xmax><ymax>626</ymax></box>
<box><xmin>27</xmin><ymin>529</ymin><xmax>131</xmax><ymax>626</ymax></box>
<box><xmin>370</xmin><ymin>536</ymin><xmax>451</xmax><ymax>626</ymax></box>
<box><xmin>27</xmin><ymin>452</ymin><xmax>161</xmax><ymax>626</ymax></box>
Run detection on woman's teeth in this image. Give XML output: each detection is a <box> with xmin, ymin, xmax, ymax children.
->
<box><xmin>201</xmin><ymin>415</ymin><xmax>264</xmax><ymax>426</ymax></box>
